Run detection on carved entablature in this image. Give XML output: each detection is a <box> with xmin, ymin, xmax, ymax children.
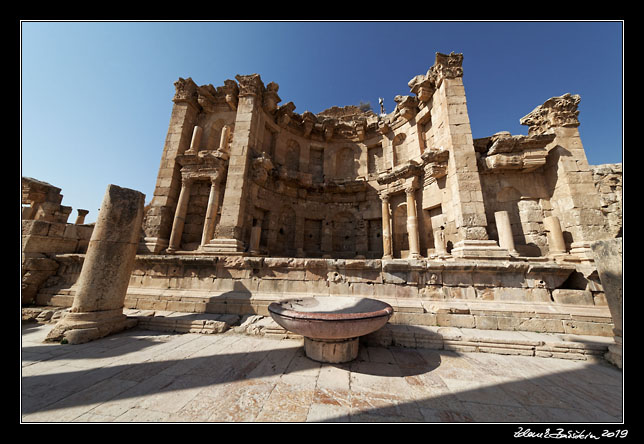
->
<box><xmin>173</xmin><ymin>77</ymin><xmax>199</xmax><ymax>106</ymax></box>
<box><xmin>394</xmin><ymin>95</ymin><xmax>418</xmax><ymax>121</ymax></box>
<box><xmin>420</xmin><ymin>148</ymin><xmax>449</xmax><ymax>185</ymax></box>
<box><xmin>519</xmin><ymin>93</ymin><xmax>581</xmax><ymax>136</ymax></box>
<box><xmin>276</xmin><ymin>102</ymin><xmax>296</xmax><ymax>128</ymax></box>
<box><xmin>177</xmin><ymin>150</ymin><xmax>227</xmax><ymax>184</ymax></box>
<box><xmin>263</xmin><ymin>82</ymin><xmax>281</xmax><ymax>114</ymax></box>
<box><xmin>407</xmin><ymin>52</ymin><xmax>463</xmax><ymax>103</ymax></box>
<box><xmin>250</xmin><ymin>152</ymin><xmax>275</xmax><ymax>186</ymax></box>
<box><xmin>377</xmin><ymin>159</ymin><xmax>423</xmax><ymax>186</ymax></box>
<box><xmin>475</xmin><ymin>132</ymin><xmax>556</xmax><ymax>173</ymax></box>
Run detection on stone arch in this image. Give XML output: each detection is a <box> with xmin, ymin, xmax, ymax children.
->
<box><xmin>332</xmin><ymin>211</ymin><xmax>356</xmax><ymax>256</ymax></box>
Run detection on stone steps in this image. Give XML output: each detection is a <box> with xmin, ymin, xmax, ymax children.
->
<box><xmin>23</xmin><ymin>306</ymin><xmax>616</xmax><ymax>364</ymax></box>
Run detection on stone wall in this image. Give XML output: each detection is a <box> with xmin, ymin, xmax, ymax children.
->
<box><xmin>35</xmin><ymin>254</ymin><xmax>613</xmax><ymax>337</ymax></box>
<box><xmin>591</xmin><ymin>163</ymin><xmax>622</xmax><ymax>239</ymax></box>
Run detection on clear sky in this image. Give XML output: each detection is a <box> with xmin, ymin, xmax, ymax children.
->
<box><xmin>21</xmin><ymin>21</ymin><xmax>623</xmax><ymax>224</ymax></box>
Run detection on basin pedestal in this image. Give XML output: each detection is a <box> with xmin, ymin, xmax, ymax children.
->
<box><xmin>304</xmin><ymin>337</ymin><xmax>359</xmax><ymax>363</ymax></box>
<box><xmin>268</xmin><ymin>296</ymin><xmax>393</xmax><ymax>364</ymax></box>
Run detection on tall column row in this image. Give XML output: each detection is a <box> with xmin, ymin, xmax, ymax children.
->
<box><xmin>166</xmin><ymin>175</ymin><xmax>222</xmax><ymax>253</ymax></box>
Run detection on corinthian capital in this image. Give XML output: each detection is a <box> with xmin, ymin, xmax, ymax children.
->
<box><xmin>235</xmin><ymin>73</ymin><xmax>265</xmax><ymax>99</ymax></box>
<box><xmin>429</xmin><ymin>52</ymin><xmax>464</xmax><ymax>87</ymax></box>
<box><xmin>519</xmin><ymin>93</ymin><xmax>581</xmax><ymax>135</ymax></box>
<box><xmin>173</xmin><ymin>77</ymin><xmax>199</xmax><ymax>106</ymax></box>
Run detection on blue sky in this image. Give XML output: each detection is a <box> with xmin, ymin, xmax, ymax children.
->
<box><xmin>21</xmin><ymin>21</ymin><xmax>623</xmax><ymax>223</ymax></box>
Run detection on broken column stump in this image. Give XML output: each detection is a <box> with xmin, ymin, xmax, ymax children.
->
<box><xmin>591</xmin><ymin>238</ymin><xmax>623</xmax><ymax>368</ymax></box>
<box><xmin>46</xmin><ymin>184</ymin><xmax>145</xmax><ymax>344</ymax></box>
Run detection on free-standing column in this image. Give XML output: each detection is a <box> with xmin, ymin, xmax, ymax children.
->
<box><xmin>543</xmin><ymin>215</ymin><xmax>567</xmax><ymax>255</ymax></box>
<box><xmin>405</xmin><ymin>186</ymin><xmax>421</xmax><ymax>259</ymax></box>
<box><xmin>167</xmin><ymin>177</ymin><xmax>193</xmax><ymax>253</ymax></box>
<box><xmin>494</xmin><ymin>211</ymin><xmax>518</xmax><ymax>256</ymax></box>
<box><xmin>381</xmin><ymin>193</ymin><xmax>393</xmax><ymax>259</ymax></box>
<box><xmin>75</xmin><ymin>209</ymin><xmax>89</xmax><ymax>225</ymax></box>
<box><xmin>200</xmin><ymin>177</ymin><xmax>221</xmax><ymax>248</ymax></box>
<box><xmin>46</xmin><ymin>184</ymin><xmax>144</xmax><ymax>344</ymax></box>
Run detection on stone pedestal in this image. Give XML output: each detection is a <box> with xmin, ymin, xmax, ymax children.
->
<box><xmin>591</xmin><ymin>238</ymin><xmax>622</xmax><ymax>369</ymax></box>
<box><xmin>304</xmin><ymin>337</ymin><xmax>359</xmax><ymax>363</ymax></box>
<box><xmin>46</xmin><ymin>184</ymin><xmax>145</xmax><ymax>344</ymax></box>
<box><xmin>451</xmin><ymin>240</ymin><xmax>510</xmax><ymax>260</ymax></box>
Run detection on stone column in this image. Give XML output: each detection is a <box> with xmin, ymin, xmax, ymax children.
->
<box><xmin>494</xmin><ymin>211</ymin><xmax>518</xmax><ymax>256</ymax></box>
<box><xmin>544</xmin><ymin>215</ymin><xmax>567</xmax><ymax>255</ymax></box>
<box><xmin>249</xmin><ymin>225</ymin><xmax>262</xmax><ymax>255</ymax></box>
<box><xmin>75</xmin><ymin>209</ymin><xmax>89</xmax><ymax>225</ymax></box>
<box><xmin>405</xmin><ymin>185</ymin><xmax>421</xmax><ymax>259</ymax></box>
<box><xmin>167</xmin><ymin>177</ymin><xmax>193</xmax><ymax>253</ymax></box>
<box><xmin>187</xmin><ymin>125</ymin><xmax>203</xmax><ymax>153</ymax></box>
<box><xmin>590</xmin><ymin>238</ymin><xmax>622</xmax><ymax>369</ymax></box>
<box><xmin>200</xmin><ymin>177</ymin><xmax>221</xmax><ymax>248</ymax></box>
<box><xmin>433</xmin><ymin>226</ymin><xmax>447</xmax><ymax>255</ymax></box>
<box><xmin>381</xmin><ymin>193</ymin><xmax>393</xmax><ymax>260</ymax></box>
<box><xmin>46</xmin><ymin>184</ymin><xmax>144</xmax><ymax>344</ymax></box>
<box><xmin>219</xmin><ymin>124</ymin><xmax>232</xmax><ymax>152</ymax></box>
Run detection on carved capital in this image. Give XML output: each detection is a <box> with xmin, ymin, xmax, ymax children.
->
<box><xmin>429</xmin><ymin>52</ymin><xmax>464</xmax><ymax>87</ymax></box>
<box><xmin>173</xmin><ymin>77</ymin><xmax>199</xmax><ymax>106</ymax></box>
<box><xmin>519</xmin><ymin>93</ymin><xmax>581</xmax><ymax>135</ymax></box>
<box><xmin>235</xmin><ymin>73</ymin><xmax>265</xmax><ymax>100</ymax></box>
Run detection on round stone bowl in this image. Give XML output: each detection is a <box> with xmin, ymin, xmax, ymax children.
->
<box><xmin>268</xmin><ymin>296</ymin><xmax>394</xmax><ymax>363</ymax></box>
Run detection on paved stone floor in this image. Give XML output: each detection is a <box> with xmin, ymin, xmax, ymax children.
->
<box><xmin>21</xmin><ymin>323</ymin><xmax>623</xmax><ymax>423</ymax></box>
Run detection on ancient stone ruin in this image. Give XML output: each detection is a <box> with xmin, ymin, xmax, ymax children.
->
<box><xmin>22</xmin><ymin>52</ymin><xmax>623</xmax><ymax>365</ymax></box>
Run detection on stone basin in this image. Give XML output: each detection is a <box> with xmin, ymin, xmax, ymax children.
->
<box><xmin>268</xmin><ymin>296</ymin><xmax>394</xmax><ymax>363</ymax></box>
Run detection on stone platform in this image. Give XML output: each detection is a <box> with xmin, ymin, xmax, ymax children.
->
<box><xmin>21</xmin><ymin>322</ymin><xmax>622</xmax><ymax>423</ymax></box>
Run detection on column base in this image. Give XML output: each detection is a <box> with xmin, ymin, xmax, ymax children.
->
<box><xmin>138</xmin><ymin>237</ymin><xmax>169</xmax><ymax>254</ymax></box>
<box><xmin>570</xmin><ymin>242</ymin><xmax>596</xmax><ymax>263</ymax></box>
<box><xmin>451</xmin><ymin>240</ymin><xmax>510</xmax><ymax>260</ymax></box>
<box><xmin>45</xmin><ymin>309</ymin><xmax>137</xmax><ymax>344</ymax></box>
<box><xmin>304</xmin><ymin>337</ymin><xmax>359</xmax><ymax>363</ymax></box>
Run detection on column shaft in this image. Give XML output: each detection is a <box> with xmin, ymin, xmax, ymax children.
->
<box><xmin>200</xmin><ymin>180</ymin><xmax>221</xmax><ymax>247</ymax></box>
<box><xmin>494</xmin><ymin>210</ymin><xmax>518</xmax><ymax>255</ymax></box>
<box><xmin>167</xmin><ymin>179</ymin><xmax>192</xmax><ymax>252</ymax></box>
<box><xmin>381</xmin><ymin>195</ymin><xmax>393</xmax><ymax>259</ymax></box>
<box><xmin>406</xmin><ymin>189</ymin><xmax>421</xmax><ymax>258</ymax></box>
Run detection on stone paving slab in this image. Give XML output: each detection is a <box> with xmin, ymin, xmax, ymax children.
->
<box><xmin>21</xmin><ymin>323</ymin><xmax>622</xmax><ymax>423</ymax></box>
